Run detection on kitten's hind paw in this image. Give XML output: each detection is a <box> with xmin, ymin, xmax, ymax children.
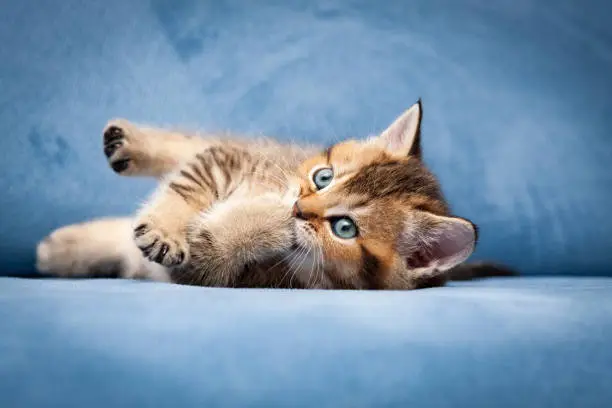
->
<box><xmin>133</xmin><ymin>219</ymin><xmax>188</xmax><ymax>268</ymax></box>
<box><xmin>36</xmin><ymin>220</ymin><xmax>129</xmax><ymax>278</ymax></box>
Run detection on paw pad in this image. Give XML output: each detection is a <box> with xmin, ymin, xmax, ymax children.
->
<box><xmin>103</xmin><ymin>126</ymin><xmax>124</xmax><ymax>145</ymax></box>
<box><xmin>103</xmin><ymin>124</ymin><xmax>133</xmax><ymax>174</ymax></box>
<box><xmin>133</xmin><ymin>223</ymin><xmax>187</xmax><ymax>267</ymax></box>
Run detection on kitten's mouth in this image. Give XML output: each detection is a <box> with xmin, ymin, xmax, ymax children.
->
<box><xmin>289</xmin><ymin>228</ymin><xmax>306</xmax><ymax>251</ymax></box>
<box><xmin>290</xmin><ymin>220</ymin><xmax>315</xmax><ymax>251</ymax></box>
<box><xmin>286</xmin><ymin>220</ymin><xmax>332</xmax><ymax>289</ymax></box>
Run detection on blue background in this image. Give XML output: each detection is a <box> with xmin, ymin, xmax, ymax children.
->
<box><xmin>1</xmin><ymin>0</ymin><xmax>612</xmax><ymax>277</ymax></box>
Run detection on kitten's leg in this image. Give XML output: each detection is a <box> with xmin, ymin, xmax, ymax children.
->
<box><xmin>133</xmin><ymin>146</ymin><xmax>263</xmax><ymax>268</ymax></box>
<box><xmin>102</xmin><ymin>119</ymin><xmax>211</xmax><ymax>178</ymax></box>
<box><xmin>36</xmin><ymin>218</ymin><xmax>170</xmax><ymax>282</ymax></box>
<box><xmin>178</xmin><ymin>192</ymin><xmax>296</xmax><ymax>287</ymax></box>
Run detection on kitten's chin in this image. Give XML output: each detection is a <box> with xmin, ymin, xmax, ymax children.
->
<box><xmin>291</xmin><ymin>220</ymin><xmax>314</xmax><ymax>250</ymax></box>
<box><xmin>286</xmin><ymin>220</ymin><xmax>332</xmax><ymax>289</ymax></box>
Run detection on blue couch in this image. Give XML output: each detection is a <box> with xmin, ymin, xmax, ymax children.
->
<box><xmin>1</xmin><ymin>1</ymin><xmax>611</xmax><ymax>407</ymax></box>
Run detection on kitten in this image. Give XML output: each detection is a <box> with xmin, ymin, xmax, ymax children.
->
<box><xmin>36</xmin><ymin>101</ymin><xmax>513</xmax><ymax>289</ymax></box>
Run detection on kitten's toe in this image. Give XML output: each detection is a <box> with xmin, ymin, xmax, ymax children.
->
<box><xmin>103</xmin><ymin>126</ymin><xmax>124</xmax><ymax>156</ymax></box>
<box><xmin>133</xmin><ymin>222</ymin><xmax>187</xmax><ymax>267</ymax></box>
<box><xmin>102</xmin><ymin>119</ymin><xmax>143</xmax><ymax>175</ymax></box>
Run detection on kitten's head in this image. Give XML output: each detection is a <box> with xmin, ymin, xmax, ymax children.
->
<box><xmin>289</xmin><ymin>101</ymin><xmax>477</xmax><ymax>289</ymax></box>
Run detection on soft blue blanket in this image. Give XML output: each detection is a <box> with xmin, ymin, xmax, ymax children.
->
<box><xmin>1</xmin><ymin>277</ymin><xmax>611</xmax><ymax>407</ymax></box>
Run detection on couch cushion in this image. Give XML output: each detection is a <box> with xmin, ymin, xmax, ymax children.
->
<box><xmin>1</xmin><ymin>276</ymin><xmax>611</xmax><ymax>407</ymax></box>
<box><xmin>1</xmin><ymin>0</ymin><xmax>612</xmax><ymax>276</ymax></box>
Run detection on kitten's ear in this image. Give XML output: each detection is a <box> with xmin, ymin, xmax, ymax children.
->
<box><xmin>397</xmin><ymin>213</ymin><xmax>477</xmax><ymax>272</ymax></box>
<box><xmin>375</xmin><ymin>100</ymin><xmax>423</xmax><ymax>158</ymax></box>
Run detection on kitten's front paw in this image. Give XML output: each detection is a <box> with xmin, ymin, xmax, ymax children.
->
<box><xmin>133</xmin><ymin>218</ymin><xmax>188</xmax><ymax>267</ymax></box>
<box><xmin>103</xmin><ymin>119</ymin><xmax>144</xmax><ymax>175</ymax></box>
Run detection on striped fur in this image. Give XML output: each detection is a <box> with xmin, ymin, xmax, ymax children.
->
<box><xmin>36</xmin><ymin>101</ymin><xmax>514</xmax><ymax>289</ymax></box>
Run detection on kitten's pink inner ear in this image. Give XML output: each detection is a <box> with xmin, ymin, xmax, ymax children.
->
<box><xmin>398</xmin><ymin>215</ymin><xmax>476</xmax><ymax>271</ymax></box>
<box><xmin>378</xmin><ymin>101</ymin><xmax>422</xmax><ymax>156</ymax></box>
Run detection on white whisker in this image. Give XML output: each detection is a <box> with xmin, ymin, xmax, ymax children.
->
<box><xmin>290</xmin><ymin>245</ymin><xmax>310</xmax><ymax>289</ymax></box>
<box><xmin>280</xmin><ymin>246</ymin><xmax>305</xmax><ymax>288</ymax></box>
<box><xmin>316</xmin><ymin>243</ymin><xmax>324</xmax><ymax>288</ymax></box>
<box><xmin>267</xmin><ymin>249</ymin><xmax>298</xmax><ymax>288</ymax></box>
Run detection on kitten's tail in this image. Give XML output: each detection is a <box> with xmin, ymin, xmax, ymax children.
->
<box><xmin>447</xmin><ymin>261</ymin><xmax>517</xmax><ymax>281</ymax></box>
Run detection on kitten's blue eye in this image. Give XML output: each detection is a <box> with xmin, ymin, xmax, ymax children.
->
<box><xmin>313</xmin><ymin>168</ymin><xmax>334</xmax><ymax>189</ymax></box>
<box><xmin>330</xmin><ymin>217</ymin><xmax>358</xmax><ymax>239</ymax></box>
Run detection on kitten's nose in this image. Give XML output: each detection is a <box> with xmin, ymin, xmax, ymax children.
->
<box><xmin>292</xmin><ymin>201</ymin><xmax>306</xmax><ymax>220</ymax></box>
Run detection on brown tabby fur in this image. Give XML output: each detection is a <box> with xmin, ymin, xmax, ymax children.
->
<box><xmin>36</xmin><ymin>101</ymin><xmax>513</xmax><ymax>289</ymax></box>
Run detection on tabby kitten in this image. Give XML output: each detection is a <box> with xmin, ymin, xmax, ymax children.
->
<box><xmin>37</xmin><ymin>101</ymin><xmax>511</xmax><ymax>289</ymax></box>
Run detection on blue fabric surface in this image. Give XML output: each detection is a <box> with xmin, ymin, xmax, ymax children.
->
<box><xmin>1</xmin><ymin>0</ymin><xmax>612</xmax><ymax>276</ymax></box>
<box><xmin>1</xmin><ymin>276</ymin><xmax>611</xmax><ymax>407</ymax></box>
